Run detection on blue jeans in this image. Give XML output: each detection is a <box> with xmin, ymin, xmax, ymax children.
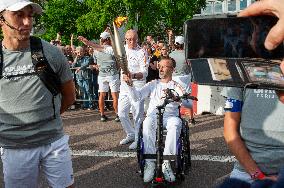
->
<box><xmin>77</xmin><ymin>78</ymin><xmax>94</xmax><ymax>108</ymax></box>
<box><xmin>91</xmin><ymin>73</ymin><xmax>99</xmax><ymax>100</ymax></box>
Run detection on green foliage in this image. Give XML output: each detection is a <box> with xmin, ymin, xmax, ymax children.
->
<box><xmin>38</xmin><ymin>0</ymin><xmax>206</xmax><ymax>44</ymax></box>
<box><xmin>40</xmin><ymin>0</ymin><xmax>90</xmax><ymax>45</ymax></box>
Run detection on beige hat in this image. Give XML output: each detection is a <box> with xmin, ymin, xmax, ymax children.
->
<box><xmin>0</xmin><ymin>0</ymin><xmax>42</xmax><ymax>14</ymax></box>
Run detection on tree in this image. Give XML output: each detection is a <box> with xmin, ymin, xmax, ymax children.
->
<box><xmin>38</xmin><ymin>0</ymin><xmax>206</xmax><ymax>43</ymax></box>
<box><xmin>40</xmin><ymin>0</ymin><xmax>89</xmax><ymax>45</ymax></box>
<box><xmin>157</xmin><ymin>0</ymin><xmax>207</xmax><ymax>34</ymax></box>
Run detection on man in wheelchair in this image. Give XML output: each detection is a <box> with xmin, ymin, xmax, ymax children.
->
<box><xmin>123</xmin><ymin>57</ymin><xmax>192</xmax><ymax>183</ymax></box>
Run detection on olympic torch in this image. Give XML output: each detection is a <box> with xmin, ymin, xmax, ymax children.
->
<box><xmin>111</xmin><ymin>17</ymin><xmax>129</xmax><ymax>75</ymax></box>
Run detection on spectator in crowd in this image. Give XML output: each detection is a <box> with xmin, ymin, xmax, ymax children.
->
<box><xmin>146</xmin><ymin>34</ymin><xmax>156</xmax><ymax>52</ymax></box>
<box><xmin>123</xmin><ymin>57</ymin><xmax>192</xmax><ymax>183</ymax></box>
<box><xmin>63</xmin><ymin>45</ymin><xmax>75</xmax><ymax>66</ymax></box>
<box><xmin>0</xmin><ymin>1</ymin><xmax>76</xmax><ymax>187</ymax></box>
<box><xmin>50</xmin><ymin>32</ymin><xmax>62</xmax><ymax>47</ymax></box>
<box><xmin>142</xmin><ymin>41</ymin><xmax>152</xmax><ymax>56</ymax></box>
<box><xmin>146</xmin><ymin>34</ymin><xmax>155</xmax><ymax>46</ymax></box>
<box><xmin>169</xmin><ymin>36</ymin><xmax>195</xmax><ymax>124</ymax></box>
<box><xmin>160</xmin><ymin>44</ymin><xmax>170</xmax><ymax>58</ymax></box>
<box><xmin>166</xmin><ymin>29</ymin><xmax>175</xmax><ymax>51</ymax></box>
<box><xmin>86</xmin><ymin>45</ymin><xmax>99</xmax><ymax>105</ymax></box>
<box><xmin>78</xmin><ymin>32</ymin><xmax>120</xmax><ymax>122</ymax></box>
<box><xmin>70</xmin><ymin>33</ymin><xmax>76</xmax><ymax>54</ymax></box>
<box><xmin>50</xmin><ymin>39</ymin><xmax>61</xmax><ymax>46</ymax></box>
<box><xmin>153</xmin><ymin>40</ymin><xmax>165</xmax><ymax>58</ymax></box>
<box><xmin>118</xmin><ymin>29</ymin><xmax>148</xmax><ymax>150</ymax></box>
<box><xmin>72</xmin><ymin>46</ymin><xmax>94</xmax><ymax>110</ymax></box>
<box><xmin>142</xmin><ymin>41</ymin><xmax>159</xmax><ymax>83</ymax></box>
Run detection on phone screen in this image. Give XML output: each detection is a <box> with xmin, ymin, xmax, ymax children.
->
<box><xmin>184</xmin><ymin>16</ymin><xmax>284</xmax><ymax>59</ymax></box>
<box><xmin>207</xmin><ymin>58</ymin><xmax>232</xmax><ymax>81</ymax></box>
<box><xmin>241</xmin><ymin>60</ymin><xmax>284</xmax><ymax>85</ymax></box>
<box><xmin>189</xmin><ymin>58</ymin><xmax>244</xmax><ymax>88</ymax></box>
<box><xmin>189</xmin><ymin>57</ymin><xmax>284</xmax><ymax>90</ymax></box>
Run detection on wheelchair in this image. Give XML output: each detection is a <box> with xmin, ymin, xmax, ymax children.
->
<box><xmin>136</xmin><ymin>89</ymin><xmax>197</xmax><ymax>187</ymax></box>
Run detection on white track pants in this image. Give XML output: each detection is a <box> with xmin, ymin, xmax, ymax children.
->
<box><xmin>118</xmin><ymin>95</ymin><xmax>144</xmax><ymax>140</ymax></box>
<box><xmin>143</xmin><ymin>115</ymin><xmax>182</xmax><ymax>155</ymax></box>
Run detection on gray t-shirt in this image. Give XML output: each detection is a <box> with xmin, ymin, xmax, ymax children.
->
<box><xmin>0</xmin><ymin>39</ymin><xmax>73</xmax><ymax>148</ymax></box>
<box><xmin>94</xmin><ymin>46</ymin><xmax>119</xmax><ymax>77</ymax></box>
<box><xmin>222</xmin><ymin>87</ymin><xmax>284</xmax><ymax>175</ymax></box>
<box><xmin>169</xmin><ymin>50</ymin><xmax>190</xmax><ymax>76</ymax></box>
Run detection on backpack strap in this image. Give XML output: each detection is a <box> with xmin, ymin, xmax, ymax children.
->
<box><xmin>30</xmin><ymin>36</ymin><xmax>61</xmax><ymax>119</ymax></box>
<box><xmin>30</xmin><ymin>36</ymin><xmax>61</xmax><ymax>96</ymax></box>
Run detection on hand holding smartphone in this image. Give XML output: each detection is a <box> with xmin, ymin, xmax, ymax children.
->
<box><xmin>184</xmin><ymin>15</ymin><xmax>284</xmax><ymax>90</ymax></box>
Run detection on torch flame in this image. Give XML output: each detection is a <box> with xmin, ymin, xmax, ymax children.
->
<box><xmin>114</xmin><ymin>16</ymin><xmax>128</xmax><ymax>28</ymax></box>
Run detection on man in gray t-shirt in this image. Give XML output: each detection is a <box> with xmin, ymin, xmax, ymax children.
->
<box><xmin>222</xmin><ymin>87</ymin><xmax>284</xmax><ymax>183</ymax></box>
<box><xmin>0</xmin><ymin>1</ymin><xmax>76</xmax><ymax>188</ymax></box>
<box><xmin>169</xmin><ymin>36</ymin><xmax>195</xmax><ymax>123</ymax></box>
<box><xmin>78</xmin><ymin>32</ymin><xmax>120</xmax><ymax>122</ymax></box>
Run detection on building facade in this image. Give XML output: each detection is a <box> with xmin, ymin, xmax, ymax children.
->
<box><xmin>200</xmin><ymin>0</ymin><xmax>256</xmax><ymax>15</ymax></box>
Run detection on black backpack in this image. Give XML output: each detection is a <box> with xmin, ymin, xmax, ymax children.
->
<box><xmin>0</xmin><ymin>36</ymin><xmax>61</xmax><ymax>119</ymax></box>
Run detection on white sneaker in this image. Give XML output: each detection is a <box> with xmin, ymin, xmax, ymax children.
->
<box><xmin>119</xmin><ymin>136</ymin><xmax>134</xmax><ymax>145</ymax></box>
<box><xmin>162</xmin><ymin>160</ymin><xmax>175</xmax><ymax>182</ymax></box>
<box><xmin>144</xmin><ymin>160</ymin><xmax>155</xmax><ymax>183</ymax></box>
<box><xmin>129</xmin><ymin>141</ymin><xmax>137</xmax><ymax>150</ymax></box>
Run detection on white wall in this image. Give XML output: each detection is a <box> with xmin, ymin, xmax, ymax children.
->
<box><xmin>196</xmin><ymin>85</ymin><xmax>226</xmax><ymax>115</ymax></box>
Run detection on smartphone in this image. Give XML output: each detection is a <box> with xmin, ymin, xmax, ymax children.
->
<box><xmin>184</xmin><ymin>15</ymin><xmax>284</xmax><ymax>59</ymax></box>
<box><xmin>185</xmin><ymin>15</ymin><xmax>284</xmax><ymax>90</ymax></box>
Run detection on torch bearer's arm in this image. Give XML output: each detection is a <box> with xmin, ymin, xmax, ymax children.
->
<box><xmin>77</xmin><ymin>36</ymin><xmax>105</xmax><ymax>52</ymax></box>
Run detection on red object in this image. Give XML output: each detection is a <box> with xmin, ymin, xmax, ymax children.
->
<box><xmin>257</xmin><ymin>171</ymin><xmax>266</xmax><ymax>180</ymax></box>
<box><xmin>180</xmin><ymin>106</ymin><xmax>188</xmax><ymax>116</ymax></box>
<box><xmin>191</xmin><ymin>82</ymin><xmax>198</xmax><ymax>114</ymax></box>
<box><xmin>155</xmin><ymin>177</ymin><xmax>164</xmax><ymax>182</ymax></box>
<box><xmin>180</xmin><ymin>82</ymin><xmax>198</xmax><ymax>116</ymax></box>
<box><xmin>250</xmin><ymin>169</ymin><xmax>266</xmax><ymax>180</ymax></box>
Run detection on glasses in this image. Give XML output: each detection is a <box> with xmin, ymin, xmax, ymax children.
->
<box><xmin>125</xmin><ymin>38</ymin><xmax>136</xmax><ymax>41</ymax></box>
<box><xmin>157</xmin><ymin>64</ymin><xmax>173</xmax><ymax>69</ymax></box>
<box><xmin>161</xmin><ymin>49</ymin><xmax>167</xmax><ymax>51</ymax></box>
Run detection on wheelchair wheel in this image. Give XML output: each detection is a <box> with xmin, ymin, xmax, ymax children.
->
<box><xmin>137</xmin><ymin>124</ymin><xmax>145</xmax><ymax>177</ymax></box>
<box><xmin>175</xmin><ymin>136</ymin><xmax>185</xmax><ymax>182</ymax></box>
<box><xmin>182</xmin><ymin>119</ymin><xmax>191</xmax><ymax>175</ymax></box>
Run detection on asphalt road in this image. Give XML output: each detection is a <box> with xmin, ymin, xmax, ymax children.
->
<box><xmin>0</xmin><ymin>109</ymin><xmax>234</xmax><ymax>188</ymax></box>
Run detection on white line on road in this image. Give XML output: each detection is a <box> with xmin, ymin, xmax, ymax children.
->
<box><xmin>72</xmin><ymin>150</ymin><xmax>236</xmax><ymax>163</ymax></box>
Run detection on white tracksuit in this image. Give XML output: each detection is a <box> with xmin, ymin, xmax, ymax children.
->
<box><xmin>127</xmin><ymin>79</ymin><xmax>193</xmax><ymax>155</ymax></box>
<box><xmin>118</xmin><ymin>46</ymin><xmax>148</xmax><ymax>140</ymax></box>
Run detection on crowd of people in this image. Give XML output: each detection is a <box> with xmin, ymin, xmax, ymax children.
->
<box><xmin>1</xmin><ymin>0</ymin><xmax>284</xmax><ymax>187</ymax></box>
<box><xmin>46</xmin><ymin>20</ymin><xmax>196</xmax><ymax>182</ymax></box>
<box><xmin>51</xmin><ymin>27</ymin><xmax>196</xmax><ymax>124</ymax></box>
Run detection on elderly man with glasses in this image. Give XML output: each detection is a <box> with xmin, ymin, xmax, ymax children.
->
<box><xmin>118</xmin><ymin>29</ymin><xmax>148</xmax><ymax>150</ymax></box>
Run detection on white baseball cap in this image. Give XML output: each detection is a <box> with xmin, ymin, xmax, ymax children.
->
<box><xmin>175</xmin><ymin>36</ymin><xmax>184</xmax><ymax>45</ymax></box>
<box><xmin>0</xmin><ymin>0</ymin><xmax>43</xmax><ymax>14</ymax></box>
<box><xmin>100</xmin><ymin>31</ymin><xmax>111</xmax><ymax>39</ymax></box>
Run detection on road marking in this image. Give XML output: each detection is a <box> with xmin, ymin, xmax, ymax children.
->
<box><xmin>72</xmin><ymin>150</ymin><xmax>236</xmax><ymax>163</ymax></box>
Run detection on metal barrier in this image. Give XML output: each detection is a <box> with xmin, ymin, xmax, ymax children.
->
<box><xmin>70</xmin><ymin>67</ymin><xmax>113</xmax><ymax>103</ymax></box>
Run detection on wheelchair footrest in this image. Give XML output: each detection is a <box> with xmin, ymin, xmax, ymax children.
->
<box><xmin>143</xmin><ymin>154</ymin><xmax>179</xmax><ymax>160</ymax></box>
